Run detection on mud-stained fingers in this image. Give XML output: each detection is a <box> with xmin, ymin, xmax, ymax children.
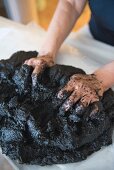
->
<box><xmin>31</xmin><ymin>65</ymin><xmax>46</xmax><ymax>86</ymax></box>
<box><xmin>57</xmin><ymin>85</ymin><xmax>74</xmax><ymax>100</ymax></box>
<box><xmin>97</xmin><ymin>87</ymin><xmax>104</xmax><ymax>97</ymax></box>
<box><xmin>80</xmin><ymin>92</ymin><xmax>99</xmax><ymax>107</ymax></box>
<box><xmin>91</xmin><ymin>95</ymin><xmax>99</xmax><ymax>104</ymax></box>
<box><xmin>61</xmin><ymin>91</ymin><xmax>81</xmax><ymax>112</ymax></box>
<box><xmin>24</xmin><ymin>58</ymin><xmax>47</xmax><ymax>67</ymax></box>
<box><xmin>57</xmin><ymin>80</ymin><xmax>76</xmax><ymax>99</ymax></box>
<box><xmin>90</xmin><ymin>102</ymin><xmax>99</xmax><ymax>117</ymax></box>
<box><xmin>80</xmin><ymin>95</ymin><xmax>91</xmax><ymax>107</ymax></box>
<box><xmin>32</xmin><ymin>66</ymin><xmax>40</xmax><ymax>75</ymax></box>
<box><xmin>74</xmin><ymin>103</ymin><xmax>86</xmax><ymax>116</ymax></box>
<box><xmin>25</xmin><ymin>58</ymin><xmax>36</xmax><ymax>66</ymax></box>
<box><xmin>32</xmin><ymin>63</ymin><xmax>46</xmax><ymax>75</ymax></box>
<box><xmin>74</xmin><ymin>101</ymin><xmax>99</xmax><ymax>117</ymax></box>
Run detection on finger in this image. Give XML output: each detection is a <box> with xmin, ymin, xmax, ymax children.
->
<box><xmin>74</xmin><ymin>103</ymin><xmax>86</xmax><ymax>116</ymax></box>
<box><xmin>97</xmin><ymin>87</ymin><xmax>104</xmax><ymax>97</ymax></box>
<box><xmin>25</xmin><ymin>58</ymin><xmax>41</xmax><ymax>66</ymax></box>
<box><xmin>32</xmin><ymin>61</ymin><xmax>47</xmax><ymax>75</ymax></box>
<box><xmin>24</xmin><ymin>59</ymin><xmax>29</xmax><ymax>64</ymax></box>
<box><xmin>32</xmin><ymin>66</ymin><xmax>41</xmax><ymax>75</ymax></box>
<box><xmin>61</xmin><ymin>91</ymin><xmax>80</xmax><ymax>112</ymax></box>
<box><xmin>80</xmin><ymin>96</ymin><xmax>91</xmax><ymax>107</ymax></box>
<box><xmin>90</xmin><ymin>94</ymin><xmax>99</xmax><ymax>104</ymax></box>
<box><xmin>57</xmin><ymin>83</ymin><xmax>74</xmax><ymax>99</ymax></box>
<box><xmin>90</xmin><ymin>102</ymin><xmax>99</xmax><ymax>117</ymax></box>
<box><xmin>80</xmin><ymin>93</ymin><xmax>99</xmax><ymax>107</ymax></box>
<box><xmin>27</xmin><ymin>58</ymin><xmax>35</xmax><ymax>66</ymax></box>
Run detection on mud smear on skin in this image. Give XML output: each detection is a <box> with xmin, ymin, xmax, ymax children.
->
<box><xmin>0</xmin><ymin>51</ymin><xmax>114</xmax><ymax>166</ymax></box>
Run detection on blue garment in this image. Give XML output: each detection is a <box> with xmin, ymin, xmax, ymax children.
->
<box><xmin>88</xmin><ymin>0</ymin><xmax>114</xmax><ymax>46</ymax></box>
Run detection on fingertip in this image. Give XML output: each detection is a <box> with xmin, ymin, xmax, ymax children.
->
<box><xmin>57</xmin><ymin>88</ymin><xmax>73</xmax><ymax>100</ymax></box>
<box><xmin>61</xmin><ymin>99</ymin><xmax>73</xmax><ymax>112</ymax></box>
<box><xmin>57</xmin><ymin>90</ymin><xmax>64</xmax><ymax>99</ymax></box>
<box><xmin>90</xmin><ymin>103</ymin><xmax>99</xmax><ymax>117</ymax></box>
<box><xmin>32</xmin><ymin>66</ymin><xmax>39</xmax><ymax>75</ymax></box>
<box><xmin>61</xmin><ymin>104</ymin><xmax>70</xmax><ymax>112</ymax></box>
<box><xmin>27</xmin><ymin>58</ymin><xmax>36</xmax><ymax>66</ymax></box>
<box><xmin>27</xmin><ymin>60</ymin><xmax>32</xmax><ymax>66</ymax></box>
<box><xmin>24</xmin><ymin>60</ymin><xmax>28</xmax><ymax>64</ymax></box>
<box><xmin>75</xmin><ymin>103</ymin><xmax>86</xmax><ymax>115</ymax></box>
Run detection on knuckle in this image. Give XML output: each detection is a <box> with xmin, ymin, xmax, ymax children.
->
<box><xmin>69</xmin><ymin>97</ymin><xmax>74</xmax><ymax>102</ymax></box>
<box><xmin>37</xmin><ymin>58</ymin><xmax>46</xmax><ymax>65</ymax></box>
<box><xmin>29</xmin><ymin>58</ymin><xmax>34</xmax><ymax>62</ymax></box>
<box><xmin>27</xmin><ymin>58</ymin><xmax>35</xmax><ymax>65</ymax></box>
<box><xmin>71</xmin><ymin>74</ymin><xmax>77</xmax><ymax>79</ymax></box>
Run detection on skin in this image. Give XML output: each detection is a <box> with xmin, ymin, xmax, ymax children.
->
<box><xmin>57</xmin><ymin>74</ymin><xmax>104</xmax><ymax>112</ymax></box>
<box><xmin>25</xmin><ymin>0</ymin><xmax>114</xmax><ymax>114</ymax></box>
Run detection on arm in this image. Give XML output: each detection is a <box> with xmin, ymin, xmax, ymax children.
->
<box><xmin>94</xmin><ymin>61</ymin><xmax>114</xmax><ymax>91</ymax></box>
<box><xmin>25</xmin><ymin>0</ymin><xmax>87</xmax><ymax>74</ymax></box>
<box><xmin>40</xmin><ymin>0</ymin><xmax>87</xmax><ymax>59</ymax></box>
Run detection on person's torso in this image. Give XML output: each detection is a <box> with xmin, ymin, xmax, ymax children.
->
<box><xmin>88</xmin><ymin>0</ymin><xmax>114</xmax><ymax>46</ymax></box>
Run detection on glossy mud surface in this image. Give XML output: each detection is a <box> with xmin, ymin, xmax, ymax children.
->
<box><xmin>0</xmin><ymin>51</ymin><xmax>114</xmax><ymax>165</ymax></box>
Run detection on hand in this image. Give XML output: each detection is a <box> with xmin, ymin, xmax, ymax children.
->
<box><xmin>24</xmin><ymin>52</ymin><xmax>54</xmax><ymax>74</ymax></box>
<box><xmin>57</xmin><ymin>74</ymin><xmax>105</xmax><ymax>116</ymax></box>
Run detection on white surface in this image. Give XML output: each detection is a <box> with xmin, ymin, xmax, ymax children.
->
<box><xmin>0</xmin><ymin>17</ymin><xmax>114</xmax><ymax>170</ymax></box>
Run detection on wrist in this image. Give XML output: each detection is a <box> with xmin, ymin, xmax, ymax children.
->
<box><xmin>93</xmin><ymin>71</ymin><xmax>109</xmax><ymax>92</ymax></box>
<box><xmin>39</xmin><ymin>49</ymin><xmax>56</xmax><ymax>60</ymax></box>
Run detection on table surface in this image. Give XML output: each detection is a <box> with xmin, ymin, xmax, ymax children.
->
<box><xmin>0</xmin><ymin>16</ymin><xmax>114</xmax><ymax>170</ymax></box>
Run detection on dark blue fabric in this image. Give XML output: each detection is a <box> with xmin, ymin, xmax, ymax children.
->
<box><xmin>88</xmin><ymin>0</ymin><xmax>114</xmax><ymax>46</ymax></box>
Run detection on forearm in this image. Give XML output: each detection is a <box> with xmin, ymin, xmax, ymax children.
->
<box><xmin>40</xmin><ymin>0</ymin><xmax>86</xmax><ymax>59</ymax></box>
<box><xmin>93</xmin><ymin>61</ymin><xmax>114</xmax><ymax>91</ymax></box>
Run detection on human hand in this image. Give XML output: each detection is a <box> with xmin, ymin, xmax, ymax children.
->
<box><xmin>24</xmin><ymin>51</ymin><xmax>54</xmax><ymax>74</ymax></box>
<box><xmin>57</xmin><ymin>74</ymin><xmax>105</xmax><ymax>116</ymax></box>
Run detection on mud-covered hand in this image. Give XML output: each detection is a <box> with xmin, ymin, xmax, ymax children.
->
<box><xmin>57</xmin><ymin>74</ymin><xmax>105</xmax><ymax>115</ymax></box>
<box><xmin>24</xmin><ymin>52</ymin><xmax>54</xmax><ymax>74</ymax></box>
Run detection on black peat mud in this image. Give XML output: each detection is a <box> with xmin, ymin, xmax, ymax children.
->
<box><xmin>0</xmin><ymin>51</ymin><xmax>114</xmax><ymax>165</ymax></box>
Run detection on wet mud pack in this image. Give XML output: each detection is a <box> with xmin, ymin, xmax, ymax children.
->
<box><xmin>0</xmin><ymin>51</ymin><xmax>114</xmax><ymax>165</ymax></box>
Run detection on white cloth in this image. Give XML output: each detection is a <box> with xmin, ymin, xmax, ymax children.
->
<box><xmin>0</xmin><ymin>17</ymin><xmax>114</xmax><ymax>170</ymax></box>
